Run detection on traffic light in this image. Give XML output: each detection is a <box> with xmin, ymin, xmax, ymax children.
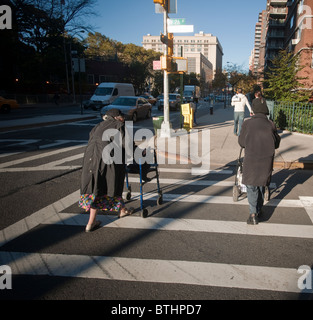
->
<box><xmin>160</xmin><ymin>33</ymin><xmax>168</xmax><ymax>45</ymax></box>
<box><xmin>160</xmin><ymin>33</ymin><xmax>174</xmax><ymax>56</ymax></box>
<box><xmin>167</xmin><ymin>33</ymin><xmax>174</xmax><ymax>56</ymax></box>
<box><xmin>153</xmin><ymin>0</ymin><xmax>166</xmax><ymax>7</ymax></box>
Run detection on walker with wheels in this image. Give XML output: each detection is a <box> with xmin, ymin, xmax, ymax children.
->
<box><xmin>233</xmin><ymin>147</ymin><xmax>270</xmax><ymax>202</ymax></box>
<box><xmin>125</xmin><ymin>148</ymin><xmax>163</xmax><ymax>218</ymax></box>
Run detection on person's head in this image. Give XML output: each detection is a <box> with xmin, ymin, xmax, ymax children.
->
<box><xmin>252</xmin><ymin>96</ymin><xmax>269</xmax><ymax>115</ymax></box>
<box><xmin>254</xmin><ymin>90</ymin><xmax>262</xmax><ymax>99</ymax></box>
<box><xmin>103</xmin><ymin>108</ymin><xmax>125</xmax><ymax>122</ymax></box>
<box><xmin>237</xmin><ymin>88</ymin><xmax>243</xmax><ymax>94</ymax></box>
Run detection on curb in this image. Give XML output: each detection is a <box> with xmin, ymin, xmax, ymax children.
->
<box><xmin>210</xmin><ymin>161</ymin><xmax>313</xmax><ymax>171</ymax></box>
<box><xmin>273</xmin><ymin>160</ymin><xmax>313</xmax><ymax>170</ymax></box>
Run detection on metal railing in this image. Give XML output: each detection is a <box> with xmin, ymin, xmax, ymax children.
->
<box><xmin>273</xmin><ymin>101</ymin><xmax>313</xmax><ymax>134</ymax></box>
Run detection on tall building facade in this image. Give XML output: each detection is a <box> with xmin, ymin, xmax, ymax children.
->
<box><xmin>142</xmin><ymin>32</ymin><xmax>223</xmax><ymax>82</ymax></box>
<box><xmin>285</xmin><ymin>0</ymin><xmax>313</xmax><ymax>93</ymax></box>
<box><xmin>264</xmin><ymin>0</ymin><xmax>289</xmax><ymax>70</ymax></box>
<box><xmin>251</xmin><ymin>0</ymin><xmax>313</xmax><ymax>94</ymax></box>
<box><xmin>250</xmin><ymin>10</ymin><xmax>267</xmax><ymax>76</ymax></box>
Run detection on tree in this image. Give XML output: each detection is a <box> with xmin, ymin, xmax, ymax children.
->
<box><xmin>1</xmin><ymin>0</ymin><xmax>97</xmax><ymax>93</ymax></box>
<box><xmin>263</xmin><ymin>49</ymin><xmax>310</xmax><ymax>102</ymax></box>
<box><xmin>84</xmin><ymin>32</ymin><xmax>120</xmax><ymax>60</ymax></box>
<box><xmin>84</xmin><ymin>33</ymin><xmax>162</xmax><ymax>93</ymax></box>
<box><xmin>212</xmin><ymin>70</ymin><xmax>227</xmax><ymax>91</ymax></box>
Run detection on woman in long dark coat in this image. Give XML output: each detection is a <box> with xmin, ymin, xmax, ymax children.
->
<box><xmin>238</xmin><ymin>91</ymin><xmax>280</xmax><ymax>225</ymax></box>
<box><xmin>79</xmin><ymin>108</ymin><xmax>133</xmax><ymax>232</ymax></box>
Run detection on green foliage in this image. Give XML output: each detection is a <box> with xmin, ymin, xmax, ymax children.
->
<box><xmin>276</xmin><ymin>110</ymin><xmax>287</xmax><ymax>130</ymax></box>
<box><xmin>263</xmin><ymin>50</ymin><xmax>310</xmax><ymax>102</ymax></box>
<box><xmin>212</xmin><ymin>70</ymin><xmax>227</xmax><ymax>90</ymax></box>
<box><xmin>273</xmin><ymin>102</ymin><xmax>313</xmax><ymax>133</ymax></box>
<box><xmin>84</xmin><ymin>32</ymin><xmax>162</xmax><ymax>93</ymax></box>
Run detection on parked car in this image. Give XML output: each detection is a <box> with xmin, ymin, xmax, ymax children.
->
<box><xmin>89</xmin><ymin>83</ymin><xmax>135</xmax><ymax>110</ymax></box>
<box><xmin>157</xmin><ymin>94</ymin><xmax>181</xmax><ymax>111</ymax></box>
<box><xmin>139</xmin><ymin>94</ymin><xmax>157</xmax><ymax>105</ymax></box>
<box><xmin>204</xmin><ymin>94</ymin><xmax>215</xmax><ymax>102</ymax></box>
<box><xmin>100</xmin><ymin>96</ymin><xmax>152</xmax><ymax>122</ymax></box>
<box><xmin>0</xmin><ymin>96</ymin><xmax>19</xmax><ymax>113</ymax></box>
<box><xmin>215</xmin><ymin>95</ymin><xmax>225</xmax><ymax>102</ymax></box>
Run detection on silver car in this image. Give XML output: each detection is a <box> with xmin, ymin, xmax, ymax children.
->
<box><xmin>100</xmin><ymin>96</ymin><xmax>152</xmax><ymax>122</ymax></box>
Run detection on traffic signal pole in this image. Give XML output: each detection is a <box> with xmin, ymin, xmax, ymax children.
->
<box><xmin>161</xmin><ymin>3</ymin><xmax>172</xmax><ymax>138</ymax></box>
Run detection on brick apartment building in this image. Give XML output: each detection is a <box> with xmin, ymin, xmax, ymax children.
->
<box><xmin>250</xmin><ymin>0</ymin><xmax>313</xmax><ymax>97</ymax></box>
<box><xmin>285</xmin><ymin>0</ymin><xmax>313</xmax><ymax>94</ymax></box>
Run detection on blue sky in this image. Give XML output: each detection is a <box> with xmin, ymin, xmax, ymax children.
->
<box><xmin>87</xmin><ymin>0</ymin><xmax>267</xmax><ymax>71</ymax></box>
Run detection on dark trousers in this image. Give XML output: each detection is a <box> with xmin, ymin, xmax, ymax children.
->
<box><xmin>246</xmin><ymin>185</ymin><xmax>265</xmax><ymax>215</ymax></box>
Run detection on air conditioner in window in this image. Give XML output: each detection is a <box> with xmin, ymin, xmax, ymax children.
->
<box><xmin>292</xmin><ymin>38</ymin><xmax>300</xmax><ymax>45</ymax></box>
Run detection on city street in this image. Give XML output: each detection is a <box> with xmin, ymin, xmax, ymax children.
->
<box><xmin>0</xmin><ymin>102</ymin><xmax>313</xmax><ymax>302</ymax></box>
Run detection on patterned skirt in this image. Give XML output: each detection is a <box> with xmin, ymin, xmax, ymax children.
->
<box><xmin>79</xmin><ymin>194</ymin><xmax>125</xmax><ymax>213</ymax></box>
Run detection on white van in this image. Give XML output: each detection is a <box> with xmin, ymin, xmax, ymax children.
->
<box><xmin>89</xmin><ymin>83</ymin><xmax>135</xmax><ymax>110</ymax></box>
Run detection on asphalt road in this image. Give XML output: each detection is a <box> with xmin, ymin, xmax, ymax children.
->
<box><xmin>0</xmin><ymin>103</ymin><xmax>313</xmax><ymax>303</ymax></box>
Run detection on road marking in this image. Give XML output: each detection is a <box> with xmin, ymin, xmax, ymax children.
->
<box><xmin>127</xmin><ymin>177</ymin><xmax>276</xmax><ymax>189</ymax></box>
<box><xmin>0</xmin><ymin>190</ymin><xmax>80</xmax><ymax>247</ymax></box>
<box><xmin>159</xmin><ymin>168</ymin><xmax>234</xmax><ymax>174</ymax></box>
<box><xmin>0</xmin><ymin>144</ymin><xmax>85</xmax><ymax>169</ymax></box>
<box><xmin>126</xmin><ymin>191</ymin><xmax>303</xmax><ymax>208</ymax></box>
<box><xmin>300</xmin><ymin>197</ymin><xmax>313</xmax><ymax>224</ymax></box>
<box><xmin>46</xmin><ymin>213</ymin><xmax>313</xmax><ymax>240</ymax></box>
<box><xmin>1</xmin><ymin>189</ymin><xmax>311</xmax><ymax>249</ymax></box>
<box><xmin>0</xmin><ymin>251</ymin><xmax>310</xmax><ymax>293</ymax></box>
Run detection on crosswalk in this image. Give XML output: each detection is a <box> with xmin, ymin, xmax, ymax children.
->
<box><xmin>1</xmin><ymin>138</ymin><xmax>313</xmax><ymax>298</ymax></box>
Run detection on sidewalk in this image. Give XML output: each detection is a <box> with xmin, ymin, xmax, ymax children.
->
<box><xmin>1</xmin><ymin>102</ymin><xmax>312</xmax><ymax>170</ymax></box>
<box><xmin>157</xmin><ymin>103</ymin><xmax>313</xmax><ymax>171</ymax></box>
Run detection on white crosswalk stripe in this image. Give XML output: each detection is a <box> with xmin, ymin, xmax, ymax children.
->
<box><xmin>0</xmin><ymin>139</ymin><xmax>313</xmax><ymax>297</ymax></box>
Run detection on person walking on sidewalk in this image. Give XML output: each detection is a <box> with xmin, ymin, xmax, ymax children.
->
<box><xmin>238</xmin><ymin>92</ymin><xmax>280</xmax><ymax>225</ymax></box>
<box><xmin>79</xmin><ymin>108</ymin><xmax>134</xmax><ymax>232</ymax></box>
<box><xmin>231</xmin><ymin>88</ymin><xmax>253</xmax><ymax>136</ymax></box>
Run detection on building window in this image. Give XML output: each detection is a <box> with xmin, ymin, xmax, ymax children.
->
<box><xmin>290</xmin><ymin>16</ymin><xmax>294</xmax><ymax>29</ymax></box>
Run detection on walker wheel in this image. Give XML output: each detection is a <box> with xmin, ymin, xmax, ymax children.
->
<box><xmin>233</xmin><ymin>186</ymin><xmax>240</xmax><ymax>202</ymax></box>
<box><xmin>157</xmin><ymin>195</ymin><xmax>163</xmax><ymax>206</ymax></box>
<box><xmin>126</xmin><ymin>192</ymin><xmax>131</xmax><ymax>201</ymax></box>
<box><xmin>141</xmin><ymin>208</ymin><xmax>148</xmax><ymax>218</ymax></box>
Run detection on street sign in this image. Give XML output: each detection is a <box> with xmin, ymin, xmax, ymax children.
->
<box><xmin>168</xmin><ymin>18</ymin><xmax>186</xmax><ymax>26</ymax></box>
<box><xmin>72</xmin><ymin>58</ymin><xmax>85</xmax><ymax>73</ymax></box>
<box><xmin>168</xmin><ymin>24</ymin><xmax>194</xmax><ymax>33</ymax></box>
<box><xmin>153</xmin><ymin>60</ymin><xmax>162</xmax><ymax>70</ymax></box>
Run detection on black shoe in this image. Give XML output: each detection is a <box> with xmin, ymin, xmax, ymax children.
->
<box><xmin>247</xmin><ymin>215</ymin><xmax>259</xmax><ymax>225</ymax></box>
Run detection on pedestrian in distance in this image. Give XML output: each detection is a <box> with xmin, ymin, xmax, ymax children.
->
<box><xmin>79</xmin><ymin>108</ymin><xmax>134</xmax><ymax>232</ymax></box>
<box><xmin>238</xmin><ymin>90</ymin><xmax>281</xmax><ymax>225</ymax></box>
<box><xmin>231</xmin><ymin>88</ymin><xmax>253</xmax><ymax>136</ymax></box>
<box><xmin>190</xmin><ymin>102</ymin><xmax>198</xmax><ymax>126</ymax></box>
<box><xmin>53</xmin><ymin>92</ymin><xmax>60</xmax><ymax>105</ymax></box>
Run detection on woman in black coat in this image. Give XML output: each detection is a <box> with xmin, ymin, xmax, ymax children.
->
<box><xmin>79</xmin><ymin>108</ymin><xmax>133</xmax><ymax>232</ymax></box>
<box><xmin>238</xmin><ymin>91</ymin><xmax>280</xmax><ymax>225</ymax></box>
